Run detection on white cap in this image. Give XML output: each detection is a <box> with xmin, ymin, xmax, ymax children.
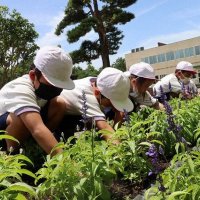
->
<box><xmin>34</xmin><ymin>46</ymin><xmax>75</xmax><ymax>89</ymax></box>
<box><xmin>125</xmin><ymin>62</ymin><xmax>156</xmax><ymax>79</ymax></box>
<box><xmin>97</xmin><ymin>67</ymin><xmax>133</xmax><ymax>112</ymax></box>
<box><xmin>176</xmin><ymin>61</ymin><xmax>197</xmax><ymax>74</ymax></box>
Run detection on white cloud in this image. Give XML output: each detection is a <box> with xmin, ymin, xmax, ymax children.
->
<box><xmin>136</xmin><ymin>0</ymin><xmax>169</xmax><ymax>17</ymax></box>
<box><xmin>35</xmin><ymin>12</ymin><xmax>67</xmax><ymax>48</ymax></box>
<box><xmin>137</xmin><ymin>29</ymin><xmax>200</xmax><ymax>49</ymax></box>
<box><xmin>48</xmin><ymin>12</ymin><xmax>65</xmax><ymax>28</ymax></box>
<box><xmin>36</xmin><ymin>30</ymin><xmax>66</xmax><ymax>47</ymax></box>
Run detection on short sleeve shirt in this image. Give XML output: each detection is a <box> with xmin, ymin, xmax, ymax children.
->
<box><xmin>0</xmin><ymin>75</ymin><xmax>47</xmax><ymax>116</ymax></box>
<box><xmin>130</xmin><ymin>90</ymin><xmax>157</xmax><ymax>107</ymax></box>
<box><xmin>60</xmin><ymin>77</ymin><xmax>106</xmax><ymax>121</ymax></box>
<box><xmin>153</xmin><ymin>73</ymin><xmax>198</xmax><ymax>97</ymax></box>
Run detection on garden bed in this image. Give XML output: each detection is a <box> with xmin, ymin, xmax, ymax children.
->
<box><xmin>0</xmin><ymin>97</ymin><xmax>200</xmax><ymax>199</ymax></box>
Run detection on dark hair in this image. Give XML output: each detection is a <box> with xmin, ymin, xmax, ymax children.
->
<box><xmin>175</xmin><ymin>69</ymin><xmax>181</xmax><ymax>73</ymax></box>
<box><xmin>93</xmin><ymin>80</ymin><xmax>107</xmax><ymax>99</ymax></box>
<box><xmin>35</xmin><ymin>68</ymin><xmax>42</xmax><ymax>79</ymax></box>
<box><xmin>130</xmin><ymin>74</ymin><xmax>145</xmax><ymax>85</ymax></box>
<box><xmin>30</xmin><ymin>64</ymin><xmax>42</xmax><ymax>79</ymax></box>
<box><xmin>30</xmin><ymin>63</ymin><xmax>36</xmax><ymax>70</ymax></box>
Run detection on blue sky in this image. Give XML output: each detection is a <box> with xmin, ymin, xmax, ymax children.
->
<box><xmin>1</xmin><ymin>0</ymin><xmax>200</xmax><ymax>69</ymax></box>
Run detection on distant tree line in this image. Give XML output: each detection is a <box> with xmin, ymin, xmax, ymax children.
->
<box><xmin>72</xmin><ymin>57</ymin><xmax>126</xmax><ymax>79</ymax></box>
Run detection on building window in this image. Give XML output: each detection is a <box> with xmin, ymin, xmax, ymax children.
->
<box><xmin>175</xmin><ymin>49</ymin><xmax>184</xmax><ymax>59</ymax></box>
<box><xmin>195</xmin><ymin>45</ymin><xmax>200</xmax><ymax>55</ymax></box>
<box><xmin>166</xmin><ymin>51</ymin><xmax>175</xmax><ymax>61</ymax></box>
<box><xmin>184</xmin><ymin>47</ymin><xmax>194</xmax><ymax>57</ymax></box>
<box><xmin>157</xmin><ymin>53</ymin><xmax>166</xmax><ymax>62</ymax></box>
<box><xmin>144</xmin><ymin>57</ymin><xmax>149</xmax><ymax>63</ymax></box>
<box><xmin>149</xmin><ymin>55</ymin><xmax>157</xmax><ymax>64</ymax></box>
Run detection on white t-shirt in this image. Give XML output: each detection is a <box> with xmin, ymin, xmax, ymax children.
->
<box><xmin>0</xmin><ymin>75</ymin><xmax>47</xmax><ymax>116</ymax></box>
<box><xmin>153</xmin><ymin>73</ymin><xmax>198</xmax><ymax>97</ymax></box>
<box><xmin>60</xmin><ymin>77</ymin><xmax>106</xmax><ymax>121</ymax></box>
<box><xmin>130</xmin><ymin>90</ymin><xmax>157</xmax><ymax>107</ymax></box>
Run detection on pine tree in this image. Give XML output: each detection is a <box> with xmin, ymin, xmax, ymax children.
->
<box><xmin>55</xmin><ymin>0</ymin><xmax>137</xmax><ymax>68</ymax></box>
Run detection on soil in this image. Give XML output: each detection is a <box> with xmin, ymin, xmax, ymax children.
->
<box><xmin>109</xmin><ymin>179</ymin><xmax>145</xmax><ymax>200</ymax></box>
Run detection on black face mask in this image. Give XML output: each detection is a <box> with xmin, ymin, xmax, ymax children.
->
<box><xmin>35</xmin><ymin>81</ymin><xmax>63</xmax><ymax>100</ymax></box>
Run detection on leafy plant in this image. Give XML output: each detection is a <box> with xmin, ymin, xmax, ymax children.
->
<box><xmin>145</xmin><ymin>150</ymin><xmax>200</xmax><ymax>200</ymax></box>
<box><xmin>0</xmin><ymin>150</ymin><xmax>36</xmax><ymax>199</ymax></box>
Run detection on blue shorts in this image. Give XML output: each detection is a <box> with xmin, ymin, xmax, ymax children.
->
<box><xmin>0</xmin><ymin>112</ymin><xmax>9</xmax><ymax>150</ymax></box>
<box><xmin>0</xmin><ymin>112</ymin><xmax>9</xmax><ymax>130</ymax></box>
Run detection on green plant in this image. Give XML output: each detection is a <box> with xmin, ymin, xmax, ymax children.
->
<box><xmin>145</xmin><ymin>150</ymin><xmax>200</xmax><ymax>200</ymax></box>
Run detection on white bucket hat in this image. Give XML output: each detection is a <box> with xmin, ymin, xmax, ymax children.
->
<box><xmin>125</xmin><ymin>62</ymin><xmax>156</xmax><ymax>79</ymax></box>
<box><xmin>97</xmin><ymin>67</ymin><xmax>133</xmax><ymax>112</ymax></box>
<box><xmin>34</xmin><ymin>46</ymin><xmax>75</xmax><ymax>89</ymax></box>
<box><xmin>176</xmin><ymin>61</ymin><xmax>197</xmax><ymax>74</ymax></box>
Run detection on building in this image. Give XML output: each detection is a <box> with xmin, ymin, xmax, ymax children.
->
<box><xmin>125</xmin><ymin>36</ymin><xmax>200</xmax><ymax>84</ymax></box>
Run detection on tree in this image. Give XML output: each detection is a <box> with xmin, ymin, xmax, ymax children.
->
<box><xmin>111</xmin><ymin>57</ymin><xmax>126</xmax><ymax>71</ymax></box>
<box><xmin>72</xmin><ymin>63</ymin><xmax>100</xmax><ymax>79</ymax></box>
<box><xmin>0</xmin><ymin>6</ymin><xmax>39</xmax><ymax>87</ymax></box>
<box><xmin>55</xmin><ymin>0</ymin><xmax>137</xmax><ymax>68</ymax></box>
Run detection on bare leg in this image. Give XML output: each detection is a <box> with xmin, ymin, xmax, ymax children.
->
<box><xmin>46</xmin><ymin>96</ymin><xmax>66</xmax><ymax>131</ymax></box>
<box><xmin>6</xmin><ymin>113</ymin><xmax>30</xmax><ymax>151</ymax></box>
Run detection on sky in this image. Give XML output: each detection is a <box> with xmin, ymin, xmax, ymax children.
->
<box><xmin>1</xmin><ymin>0</ymin><xmax>200</xmax><ymax>69</ymax></box>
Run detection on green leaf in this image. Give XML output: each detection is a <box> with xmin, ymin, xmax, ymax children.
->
<box><xmin>194</xmin><ymin>129</ymin><xmax>200</xmax><ymax>140</ymax></box>
<box><xmin>146</xmin><ymin>131</ymin><xmax>161</xmax><ymax>138</ymax></box>
<box><xmin>127</xmin><ymin>141</ymin><xmax>135</xmax><ymax>154</ymax></box>
<box><xmin>15</xmin><ymin>193</ymin><xmax>27</xmax><ymax>200</ymax></box>
<box><xmin>98</xmin><ymin>129</ymin><xmax>113</xmax><ymax>135</ymax></box>
<box><xmin>166</xmin><ymin>191</ymin><xmax>188</xmax><ymax>200</ymax></box>
<box><xmin>175</xmin><ymin>142</ymin><xmax>180</xmax><ymax>154</ymax></box>
<box><xmin>139</xmin><ymin>141</ymin><xmax>152</xmax><ymax>147</ymax></box>
<box><xmin>14</xmin><ymin>154</ymin><xmax>34</xmax><ymax>166</ymax></box>
<box><xmin>151</xmin><ymin>140</ymin><xmax>164</xmax><ymax>146</ymax></box>
<box><xmin>92</xmin><ymin>162</ymin><xmax>99</xmax><ymax>177</ymax></box>
<box><xmin>15</xmin><ymin>169</ymin><xmax>36</xmax><ymax>179</ymax></box>
<box><xmin>0</xmin><ymin>134</ymin><xmax>19</xmax><ymax>143</ymax></box>
<box><xmin>5</xmin><ymin>182</ymin><xmax>36</xmax><ymax>196</ymax></box>
<box><xmin>186</xmin><ymin>184</ymin><xmax>200</xmax><ymax>200</ymax></box>
<box><xmin>144</xmin><ymin>186</ymin><xmax>158</xmax><ymax>199</ymax></box>
<box><xmin>187</xmin><ymin>155</ymin><xmax>194</xmax><ymax>173</ymax></box>
<box><xmin>51</xmin><ymin>142</ymin><xmax>65</xmax><ymax>154</ymax></box>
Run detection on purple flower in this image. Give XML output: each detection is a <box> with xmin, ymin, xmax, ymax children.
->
<box><xmin>162</xmin><ymin>96</ymin><xmax>183</xmax><ymax>142</ymax></box>
<box><xmin>158</xmin><ymin>184</ymin><xmax>166</xmax><ymax>192</ymax></box>
<box><xmin>146</xmin><ymin>145</ymin><xmax>167</xmax><ymax>193</ymax></box>
<box><xmin>146</xmin><ymin>144</ymin><xmax>158</xmax><ymax>157</ymax></box>
<box><xmin>148</xmin><ymin>171</ymin><xmax>153</xmax><ymax>176</ymax></box>
<box><xmin>80</xmin><ymin>90</ymin><xmax>89</xmax><ymax>130</ymax></box>
<box><xmin>160</xmin><ymin>85</ymin><xmax>167</xmax><ymax>102</ymax></box>
<box><xmin>123</xmin><ymin>109</ymin><xmax>130</xmax><ymax>125</ymax></box>
<box><xmin>146</xmin><ymin>144</ymin><xmax>162</xmax><ymax>175</ymax></box>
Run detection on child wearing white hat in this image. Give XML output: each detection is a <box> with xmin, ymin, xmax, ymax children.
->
<box><xmin>60</xmin><ymin>67</ymin><xmax>133</xmax><ymax>141</ymax></box>
<box><xmin>153</xmin><ymin>61</ymin><xmax>198</xmax><ymax>101</ymax></box>
<box><xmin>0</xmin><ymin>46</ymin><xmax>75</xmax><ymax>156</ymax></box>
<box><xmin>125</xmin><ymin>62</ymin><xmax>164</xmax><ymax>111</ymax></box>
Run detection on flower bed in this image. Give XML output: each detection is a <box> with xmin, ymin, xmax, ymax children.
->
<box><xmin>0</xmin><ymin>97</ymin><xmax>200</xmax><ymax>199</ymax></box>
